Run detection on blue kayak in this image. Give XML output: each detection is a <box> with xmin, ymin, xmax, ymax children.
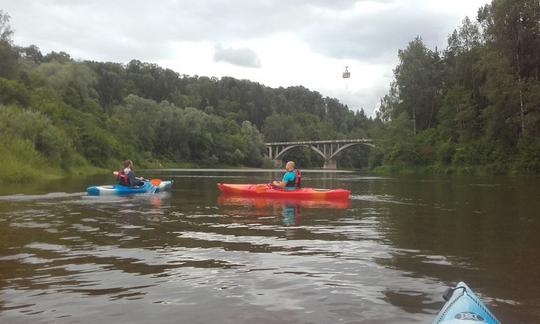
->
<box><xmin>433</xmin><ymin>282</ymin><xmax>500</xmax><ymax>324</ymax></box>
<box><xmin>86</xmin><ymin>180</ymin><xmax>173</xmax><ymax>196</ymax></box>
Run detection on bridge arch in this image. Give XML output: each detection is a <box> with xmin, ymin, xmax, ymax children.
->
<box><xmin>274</xmin><ymin>145</ymin><xmax>325</xmax><ymax>161</ymax></box>
<box><xmin>266</xmin><ymin>139</ymin><xmax>376</xmax><ymax>169</ymax></box>
<box><xmin>328</xmin><ymin>142</ymin><xmax>376</xmax><ymax>160</ymax></box>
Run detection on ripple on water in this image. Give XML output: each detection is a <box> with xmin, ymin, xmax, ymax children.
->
<box><xmin>350</xmin><ymin>194</ymin><xmax>420</xmax><ymax>205</ymax></box>
<box><xmin>0</xmin><ymin>192</ymin><xmax>85</xmax><ymax>202</ymax></box>
<box><xmin>1</xmin><ymin>171</ymin><xmax>534</xmax><ymax>323</ymax></box>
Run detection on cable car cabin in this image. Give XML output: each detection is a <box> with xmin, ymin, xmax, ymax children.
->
<box><xmin>342</xmin><ymin>66</ymin><xmax>350</xmax><ymax>78</ymax></box>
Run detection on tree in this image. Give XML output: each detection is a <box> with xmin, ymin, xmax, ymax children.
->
<box><xmin>240</xmin><ymin>121</ymin><xmax>265</xmax><ymax>166</ymax></box>
<box><xmin>18</xmin><ymin>45</ymin><xmax>43</xmax><ymax>64</ymax></box>
<box><xmin>262</xmin><ymin>113</ymin><xmax>303</xmax><ymax>142</ymax></box>
<box><xmin>0</xmin><ymin>11</ymin><xmax>17</xmax><ymax>78</ymax></box>
<box><xmin>0</xmin><ymin>10</ymin><xmax>13</xmax><ymax>43</ymax></box>
<box><xmin>440</xmin><ymin>17</ymin><xmax>485</xmax><ymax>140</ymax></box>
<box><xmin>377</xmin><ymin>82</ymin><xmax>400</xmax><ymax>123</ymax></box>
<box><xmin>43</xmin><ymin>51</ymin><xmax>72</xmax><ymax>64</ymax></box>
<box><xmin>479</xmin><ymin>0</ymin><xmax>540</xmax><ymax>135</ymax></box>
<box><xmin>394</xmin><ymin>37</ymin><xmax>444</xmax><ymax>134</ymax></box>
<box><xmin>36</xmin><ymin>61</ymin><xmax>100</xmax><ymax>113</ymax></box>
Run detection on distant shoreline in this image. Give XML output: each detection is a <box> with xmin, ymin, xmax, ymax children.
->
<box><xmin>142</xmin><ymin>168</ymin><xmax>355</xmax><ymax>173</ymax></box>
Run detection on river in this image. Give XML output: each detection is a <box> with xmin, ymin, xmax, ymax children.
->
<box><xmin>0</xmin><ymin>169</ymin><xmax>538</xmax><ymax>323</ymax></box>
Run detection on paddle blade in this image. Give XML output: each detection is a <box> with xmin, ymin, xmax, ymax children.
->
<box><xmin>150</xmin><ymin>179</ymin><xmax>162</xmax><ymax>186</ymax></box>
<box><xmin>113</xmin><ymin>171</ymin><xmax>119</xmax><ymax>176</ymax></box>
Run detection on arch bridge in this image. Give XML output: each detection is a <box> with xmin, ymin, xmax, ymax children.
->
<box><xmin>266</xmin><ymin>139</ymin><xmax>375</xmax><ymax>169</ymax></box>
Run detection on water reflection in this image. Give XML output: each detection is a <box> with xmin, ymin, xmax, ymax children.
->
<box><xmin>217</xmin><ymin>195</ymin><xmax>350</xmax><ymax>226</ymax></box>
<box><xmin>1</xmin><ymin>171</ymin><xmax>539</xmax><ymax>323</ymax></box>
<box><xmin>81</xmin><ymin>192</ymin><xmax>171</xmax><ymax>221</ymax></box>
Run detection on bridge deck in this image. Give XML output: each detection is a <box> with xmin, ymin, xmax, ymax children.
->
<box><xmin>265</xmin><ymin>139</ymin><xmax>372</xmax><ymax>145</ymax></box>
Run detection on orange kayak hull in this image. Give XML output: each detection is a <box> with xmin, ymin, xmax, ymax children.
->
<box><xmin>217</xmin><ymin>183</ymin><xmax>350</xmax><ymax>200</ymax></box>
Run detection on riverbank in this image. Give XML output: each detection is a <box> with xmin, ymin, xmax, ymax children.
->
<box><xmin>4</xmin><ymin>155</ymin><xmax>535</xmax><ymax>185</ymax></box>
<box><xmin>0</xmin><ymin>163</ymin><xmax>108</xmax><ymax>185</ymax></box>
<box><xmin>372</xmin><ymin>162</ymin><xmax>539</xmax><ymax>176</ymax></box>
<box><xmin>0</xmin><ymin>139</ymin><xmax>108</xmax><ymax>184</ymax></box>
<box><xmin>0</xmin><ymin>158</ymin><xmax>273</xmax><ymax>184</ymax></box>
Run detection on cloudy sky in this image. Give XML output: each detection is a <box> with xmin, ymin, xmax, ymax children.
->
<box><xmin>3</xmin><ymin>0</ymin><xmax>490</xmax><ymax>115</ymax></box>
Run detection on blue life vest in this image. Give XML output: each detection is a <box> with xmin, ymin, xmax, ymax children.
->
<box><xmin>285</xmin><ymin>169</ymin><xmax>302</xmax><ymax>189</ymax></box>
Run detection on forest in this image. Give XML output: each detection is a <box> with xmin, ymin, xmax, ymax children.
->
<box><xmin>376</xmin><ymin>0</ymin><xmax>540</xmax><ymax>174</ymax></box>
<box><xmin>1</xmin><ymin>0</ymin><xmax>539</xmax><ymax>183</ymax></box>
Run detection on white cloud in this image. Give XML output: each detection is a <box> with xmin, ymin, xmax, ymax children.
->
<box><xmin>213</xmin><ymin>44</ymin><xmax>261</xmax><ymax>68</ymax></box>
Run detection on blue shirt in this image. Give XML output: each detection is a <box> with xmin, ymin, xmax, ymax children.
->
<box><xmin>282</xmin><ymin>171</ymin><xmax>296</xmax><ymax>190</ymax></box>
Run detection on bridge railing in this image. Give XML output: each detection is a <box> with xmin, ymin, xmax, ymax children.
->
<box><xmin>265</xmin><ymin>139</ymin><xmax>373</xmax><ymax>145</ymax></box>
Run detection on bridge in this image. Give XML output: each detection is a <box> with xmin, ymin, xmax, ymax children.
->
<box><xmin>265</xmin><ymin>139</ymin><xmax>375</xmax><ymax>169</ymax></box>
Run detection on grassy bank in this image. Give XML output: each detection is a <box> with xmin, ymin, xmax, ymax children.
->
<box><xmin>0</xmin><ymin>151</ymin><xmax>277</xmax><ymax>184</ymax></box>
<box><xmin>0</xmin><ymin>140</ymin><xmax>107</xmax><ymax>184</ymax></box>
<box><xmin>0</xmin><ymin>161</ymin><xmax>108</xmax><ymax>185</ymax></box>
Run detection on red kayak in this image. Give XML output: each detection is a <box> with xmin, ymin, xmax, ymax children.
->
<box><xmin>217</xmin><ymin>183</ymin><xmax>350</xmax><ymax>200</ymax></box>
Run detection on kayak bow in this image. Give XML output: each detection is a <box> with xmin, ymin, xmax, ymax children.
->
<box><xmin>433</xmin><ymin>282</ymin><xmax>500</xmax><ymax>324</ymax></box>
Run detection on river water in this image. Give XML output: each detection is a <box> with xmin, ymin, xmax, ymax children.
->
<box><xmin>0</xmin><ymin>169</ymin><xmax>538</xmax><ymax>323</ymax></box>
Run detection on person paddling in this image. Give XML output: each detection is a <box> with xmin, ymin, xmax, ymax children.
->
<box><xmin>116</xmin><ymin>160</ymin><xmax>144</xmax><ymax>187</ymax></box>
<box><xmin>272</xmin><ymin>161</ymin><xmax>301</xmax><ymax>190</ymax></box>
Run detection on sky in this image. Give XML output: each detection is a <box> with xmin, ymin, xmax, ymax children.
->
<box><xmin>2</xmin><ymin>0</ymin><xmax>491</xmax><ymax>116</ymax></box>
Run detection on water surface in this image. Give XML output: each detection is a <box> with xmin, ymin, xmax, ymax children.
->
<box><xmin>0</xmin><ymin>170</ymin><xmax>538</xmax><ymax>323</ymax></box>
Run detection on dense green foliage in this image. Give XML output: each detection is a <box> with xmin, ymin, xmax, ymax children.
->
<box><xmin>376</xmin><ymin>0</ymin><xmax>540</xmax><ymax>174</ymax></box>
<box><xmin>0</xmin><ymin>10</ymin><xmax>371</xmax><ymax>183</ymax></box>
<box><xmin>1</xmin><ymin>0</ymin><xmax>539</xmax><ymax>183</ymax></box>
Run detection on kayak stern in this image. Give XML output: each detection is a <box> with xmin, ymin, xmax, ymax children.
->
<box><xmin>86</xmin><ymin>186</ymin><xmax>101</xmax><ymax>196</ymax></box>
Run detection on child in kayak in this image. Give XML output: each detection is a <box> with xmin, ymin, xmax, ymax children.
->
<box><xmin>272</xmin><ymin>161</ymin><xmax>301</xmax><ymax>190</ymax></box>
<box><xmin>116</xmin><ymin>160</ymin><xmax>144</xmax><ymax>187</ymax></box>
